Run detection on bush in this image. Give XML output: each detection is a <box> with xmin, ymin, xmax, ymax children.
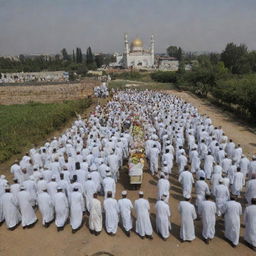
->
<box><xmin>150</xmin><ymin>71</ymin><xmax>177</xmax><ymax>83</ymax></box>
<box><xmin>0</xmin><ymin>98</ymin><xmax>92</xmax><ymax>163</ymax></box>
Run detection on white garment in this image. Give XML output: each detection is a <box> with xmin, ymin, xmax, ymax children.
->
<box><xmin>179</xmin><ymin>201</ymin><xmax>197</xmax><ymax>241</ymax></box>
<box><xmin>37</xmin><ymin>191</ymin><xmax>54</xmax><ymax>225</ymax></box>
<box><xmin>118</xmin><ymin>198</ymin><xmax>133</xmax><ymax>231</ymax></box>
<box><xmin>70</xmin><ymin>191</ymin><xmax>85</xmax><ymax>230</ymax></box>
<box><xmin>244</xmin><ymin>205</ymin><xmax>256</xmax><ymax>247</ymax></box>
<box><xmin>17</xmin><ymin>190</ymin><xmax>37</xmax><ymax>227</ymax></box>
<box><xmin>1</xmin><ymin>192</ymin><xmax>21</xmax><ymax>228</ymax></box>
<box><xmin>88</xmin><ymin>198</ymin><xmax>102</xmax><ymax>232</ymax></box>
<box><xmin>103</xmin><ymin>198</ymin><xmax>119</xmax><ymax>233</ymax></box>
<box><xmin>53</xmin><ymin>192</ymin><xmax>69</xmax><ymax>227</ymax></box>
<box><xmin>199</xmin><ymin>200</ymin><xmax>216</xmax><ymax>239</ymax></box>
<box><xmin>135</xmin><ymin>198</ymin><xmax>153</xmax><ymax>236</ymax></box>
<box><xmin>155</xmin><ymin>200</ymin><xmax>171</xmax><ymax>239</ymax></box>
<box><xmin>223</xmin><ymin>200</ymin><xmax>242</xmax><ymax>246</ymax></box>
<box><xmin>178</xmin><ymin>171</ymin><xmax>194</xmax><ymax>198</ymax></box>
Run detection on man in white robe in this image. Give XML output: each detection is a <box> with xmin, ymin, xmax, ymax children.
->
<box><xmin>149</xmin><ymin>144</ymin><xmax>160</xmax><ymax>175</ymax></box>
<box><xmin>231</xmin><ymin>167</ymin><xmax>245</xmax><ymax>196</ymax></box>
<box><xmin>70</xmin><ymin>187</ymin><xmax>85</xmax><ymax>233</ymax></box>
<box><xmin>223</xmin><ymin>196</ymin><xmax>242</xmax><ymax>247</ymax></box>
<box><xmin>198</xmin><ymin>194</ymin><xmax>217</xmax><ymax>244</ymax></box>
<box><xmin>37</xmin><ymin>186</ymin><xmax>54</xmax><ymax>227</ymax></box>
<box><xmin>103</xmin><ymin>172</ymin><xmax>116</xmax><ymax>199</ymax></box>
<box><xmin>17</xmin><ymin>185</ymin><xmax>37</xmax><ymax>228</ymax></box>
<box><xmin>134</xmin><ymin>191</ymin><xmax>153</xmax><ymax>239</ymax></box>
<box><xmin>1</xmin><ymin>185</ymin><xmax>21</xmax><ymax>230</ymax></box>
<box><xmin>204</xmin><ymin>152</ymin><xmax>214</xmax><ymax>180</ymax></box>
<box><xmin>157</xmin><ymin>174</ymin><xmax>170</xmax><ymax>202</ymax></box>
<box><xmin>103</xmin><ymin>191</ymin><xmax>119</xmax><ymax>235</ymax></box>
<box><xmin>195</xmin><ymin>176</ymin><xmax>210</xmax><ymax>212</ymax></box>
<box><xmin>155</xmin><ymin>194</ymin><xmax>171</xmax><ymax>240</ymax></box>
<box><xmin>178</xmin><ymin>196</ymin><xmax>197</xmax><ymax>242</ymax></box>
<box><xmin>245</xmin><ymin>175</ymin><xmax>256</xmax><ymax>204</ymax></box>
<box><xmin>214</xmin><ymin>179</ymin><xmax>230</xmax><ymax>216</ymax></box>
<box><xmin>118</xmin><ymin>191</ymin><xmax>133</xmax><ymax>237</ymax></box>
<box><xmin>244</xmin><ymin>198</ymin><xmax>256</xmax><ymax>250</ymax></box>
<box><xmin>84</xmin><ymin>175</ymin><xmax>97</xmax><ymax>210</ymax></box>
<box><xmin>178</xmin><ymin>167</ymin><xmax>194</xmax><ymax>199</ymax></box>
<box><xmin>88</xmin><ymin>193</ymin><xmax>102</xmax><ymax>235</ymax></box>
<box><xmin>53</xmin><ymin>187</ymin><xmax>69</xmax><ymax>231</ymax></box>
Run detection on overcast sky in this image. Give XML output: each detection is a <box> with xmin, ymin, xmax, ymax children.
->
<box><xmin>0</xmin><ymin>0</ymin><xmax>256</xmax><ymax>55</ymax></box>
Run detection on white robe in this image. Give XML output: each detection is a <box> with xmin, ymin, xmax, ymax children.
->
<box><xmin>199</xmin><ymin>200</ymin><xmax>216</xmax><ymax>239</ymax></box>
<box><xmin>246</xmin><ymin>179</ymin><xmax>256</xmax><ymax>204</ymax></box>
<box><xmin>103</xmin><ymin>198</ymin><xmax>119</xmax><ymax>233</ymax></box>
<box><xmin>134</xmin><ymin>198</ymin><xmax>153</xmax><ymax>236</ymax></box>
<box><xmin>157</xmin><ymin>178</ymin><xmax>170</xmax><ymax>201</ymax></box>
<box><xmin>70</xmin><ymin>191</ymin><xmax>85</xmax><ymax>230</ymax></box>
<box><xmin>155</xmin><ymin>200</ymin><xmax>171</xmax><ymax>239</ymax></box>
<box><xmin>17</xmin><ymin>190</ymin><xmax>37</xmax><ymax>227</ymax></box>
<box><xmin>178</xmin><ymin>171</ymin><xmax>194</xmax><ymax>198</ymax></box>
<box><xmin>88</xmin><ymin>198</ymin><xmax>102</xmax><ymax>232</ymax></box>
<box><xmin>215</xmin><ymin>184</ymin><xmax>230</xmax><ymax>216</ymax></box>
<box><xmin>37</xmin><ymin>192</ymin><xmax>54</xmax><ymax>225</ymax></box>
<box><xmin>118</xmin><ymin>198</ymin><xmax>133</xmax><ymax>231</ymax></box>
<box><xmin>244</xmin><ymin>205</ymin><xmax>256</xmax><ymax>247</ymax></box>
<box><xmin>223</xmin><ymin>200</ymin><xmax>242</xmax><ymax>245</ymax></box>
<box><xmin>1</xmin><ymin>192</ymin><xmax>21</xmax><ymax>228</ymax></box>
<box><xmin>53</xmin><ymin>192</ymin><xmax>69</xmax><ymax>227</ymax></box>
<box><xmin>231</xmin><ymin>172</ymin><xmax>244</xmax><ymax>195</ymax></box>
<box><xmin>179</xmin><ymin>201</ymin><xmax>197</xmax><ymax>241</ymax></box>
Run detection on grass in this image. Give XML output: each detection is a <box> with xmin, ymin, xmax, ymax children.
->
<box><xmin>109</xmin><ymin>79</ymin><xmax>175</xmax><ymax>90</ymax></box>
<box><xmin>0</xmin><ymin>98</ymin><xmax>92</xmax><ymax>163</ymax></box>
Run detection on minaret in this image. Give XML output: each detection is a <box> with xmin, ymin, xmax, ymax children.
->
<box><xmin>124</xmin><ymin>33</ymin><xmax>129</xmax><ymax>55</ymax></box>
<box><xmin>150</xmin><ymin>34</ymin><xmax>155</xmax><ymax>66</ymax></box>
<box><xmin>124</xmin><ymin>33</ymin><xmax>129</xmax><ymax>68</ymax></box>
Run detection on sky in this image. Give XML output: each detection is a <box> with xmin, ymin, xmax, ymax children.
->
<box><xmin>0</xmin><ymin>0</ymin><xmax>256</xmax><ymax>55</ymax></box>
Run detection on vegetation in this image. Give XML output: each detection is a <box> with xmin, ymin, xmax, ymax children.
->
<box><xmin>0</xmin><ymin>98</ymin><xmax>92</xmax><ymax>163</ymax></box>
<box><xmin>0</xmin><ymin>48</ymin><xmax>114</xmax><ymax>77</ymax></box>
<box><xmin>150</xmin><ymin>42</ymin><xmax>256</xmax><ymax>123</ymax></box>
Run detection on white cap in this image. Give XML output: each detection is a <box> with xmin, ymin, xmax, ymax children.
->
<box><xmin>20</xmin><ymin>185</ymin><xmax>25</xmax><ymax>190</ymax></box>
<box><xmin>87</xmin><ymin>174</ymin><xmax>92</xmax><ymax>179</ymax></box>
<box><xmin>122</xmin><ymin>190</ymin><xmax>127</xmax><ymax>196</ymax></box>
<box><xmin>1</xmin><ymin>175</ymin><xmax>6</xmax><ymax>179</ymax></box>
<box><xmin>106</xmin><ymin>172</ymin><xmax>112</xmax><ymax>177</ymax></box>
<box><xmin>139</xmin><ymin>191</ymin><xmax>144</xmax><ymax>195</ymax></box>
<box><xmin>184</xmin><ymin>195</ymin><xmax>191</xmax><ymax>200</ymax></box>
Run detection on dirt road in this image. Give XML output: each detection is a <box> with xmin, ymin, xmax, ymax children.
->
<box><xmin>0</xmin><ymin>90</ymin><xmax>256</xmax><ymax>256</ymax></box>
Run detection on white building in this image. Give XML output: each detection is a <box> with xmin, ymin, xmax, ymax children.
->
<box><xmin>111</xmin><ymin>34</ymin><xmax>155</xmax><ymax>69</ymax></box>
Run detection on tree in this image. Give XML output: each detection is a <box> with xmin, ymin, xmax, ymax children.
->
<box><xmin>76</xmin><ymin>48</ymin><xmax>83</xmax><ymax>63</ymax></box>
<box><xmin>95</xmin><ymin>54</ymin><xmax>104</xmax><ymax>68</ymax></box>
<box><xmin>167</xmin><ymin>46</ymin><xmax>178</xmax><ymax>58</ymax></box>
<box><xmin>86</xmin><ymin>47</ymin><xmax>94</xmax><ymax>65</ymax></box>
<box><xmin>177</xmin><ymin>47</ymin><xmax>183</xmax><ymax>61</ymax></box>
<box><xmin>61</xmin><ymin>48</ymin><xmax>69</xmax><ymax>61</ymax></box>
<box><xmin>221</xmin><ymin>43</ymin><xmax>250</xmax><ymax>74</ymax></box>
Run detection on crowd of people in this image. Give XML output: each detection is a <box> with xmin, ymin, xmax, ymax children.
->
<box><xmin>0</xmin><ymin>90</ymin><xmax>256</xmax><ymax>251</ymax></box>
<box><xmin>94</xmin><ymin>82</ymin><xmax>109</xmax><ymax>98</ymax></box>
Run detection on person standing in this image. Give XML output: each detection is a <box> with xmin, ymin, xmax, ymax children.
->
<box><xmin>70</xmin><ymin>187</ymin><xmax>85</xmax><ymax>233</ymax></box>
<box><xmin>17</xmin><ymin>185</ymin><xmax>37</xmax><ymax>228</ymax></box>
<box><xmin>223</xmin><ymin>196</ymin><xmax>242</xmax><ymax>247</ymax></box>
<box><xmin>178</xmin><ymin>166</ymin><xmax>194</xmax><ymax>199</ymax></box>
<box><xmin>103</xmin><ymin>191</ymin><xmax>119</xmax><ymax>235</ymax></box>
<box><xmin>134</xmin><ymin>191</ymin><xmax>153</xmax><ymax>239</ymax></box>
<box><xmin>37</xmin><ymin>186</ymin><xmax>54</xmax><ymax>227</ymax></box>
<box><xmin>155</xmin><ymin>194</ymin><xmax>171</xmax><ymax>240</ymax></box>
<box><xmin>198</xmin><ymin>194</ymin><xmax>217</xmax><ymax>244</ymax></box>
<box><xmin>118</xmin><ymin>191</ymin><xmax>133</xmax><ymax>237</ymax></box>
<box><xmin>1</xmin><ymin>185</ymin><xmax>21</xmax><ymax>230</ymax></box>
<box><xmin>244</xmin><ymin>198</ymin><xmax>256</xmax><ymax>251</ymax></box>
<box><xmin>178</xmin><ymin>196</ymin><xmax>197</xmax><ymax>242</ymax></box>
<box><xmin>53</xmin><ymin>187</ymin><xmax>69</xmax><ymax>231</ymax></box>
<box><xmin>88</xmin><ymin>193</ymin><xmax>102</xmax><ymax>236</ymax></box>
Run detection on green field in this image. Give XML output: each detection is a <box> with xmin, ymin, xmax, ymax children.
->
<box><xmin>0</xmin><ymin>98</ymin><xmax>92</xmax><ymax>163</ymax></box>
<box><xmin>109</xmin><ymin>79</ymin><xmax>175</xmax><ymax>90</ymax></box>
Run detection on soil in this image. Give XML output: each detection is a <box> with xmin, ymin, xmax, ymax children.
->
<box><xmin>0</xmin><ymin>90</ymin><xmax>256</xmax><ymax>256</ymax></box>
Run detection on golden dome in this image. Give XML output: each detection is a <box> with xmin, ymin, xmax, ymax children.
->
<box><xmin>131</xmin><ymin>38</ymin><xmax>143</xmax><ymax>47</ymax></box>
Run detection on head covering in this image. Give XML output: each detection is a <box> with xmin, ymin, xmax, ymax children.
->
<box><xmin>139</xmin><ymin>191</ymin><xmax>144</xmax><ymax>195</ymax></box>
<box><xmin>20</xmin><ymin>185</ymin><xmax>25</xmax><ymax>190</ymax></box>
<box><xmin>122</xmin><ymin>190</ymin><xmax>127</xmax><ymax>196</ymax></box>
<box><xmin>87</xmin><ymin>174</ymin><xmax>92</xmax><ymax>179</ymax></box>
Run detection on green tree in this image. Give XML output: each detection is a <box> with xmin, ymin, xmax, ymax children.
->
<box><xmin>76</xmin><ymin>48</ymin><xmax>83</xmax><ymax>63</ymax></box>
<box><xmin>61</xmin><ymin>48</ymin><xmax>69</xmax><ymax>61</ymax></box>
<box><xmin>221</xmin><ymin>43</ymin><xmax>250</xmax><ymax>74</ymax></box>
<box><xmin>95</xmin><ymin>54</ymin><xmax>104</xmax><ymax>68</ymax></box>
<box><xmin>167</xmin><ymin>46</ymin><xmax>178</xmax><ymax>58</ymax></box>
<box><xmin>86</xmin><ymin>47</ymin><xmax>94</xmax><ymax>65</ymax></box>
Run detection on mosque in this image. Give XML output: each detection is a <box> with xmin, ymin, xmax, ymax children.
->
<box><xmin>113</xmin><ymin>34</ymin><xmax>155</xmax><ymax>69</ymax></box>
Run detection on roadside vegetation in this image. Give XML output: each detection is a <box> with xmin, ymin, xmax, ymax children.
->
<box><xmin>0</xmin><ymin>98</ymin><xmax>92</xmax><ymax>163</ymax></box>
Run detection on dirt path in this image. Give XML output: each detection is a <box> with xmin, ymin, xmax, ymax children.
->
<box><xmin>1</xmin><ymin>91</ymin><xmax>256</xmax><ymax>256</ymax></box>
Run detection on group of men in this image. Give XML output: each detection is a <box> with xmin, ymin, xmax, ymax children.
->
<box><xmin>0</xmin><ymin>90</ymin><xmax>256</xmax><ymax>250</ymax></box>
